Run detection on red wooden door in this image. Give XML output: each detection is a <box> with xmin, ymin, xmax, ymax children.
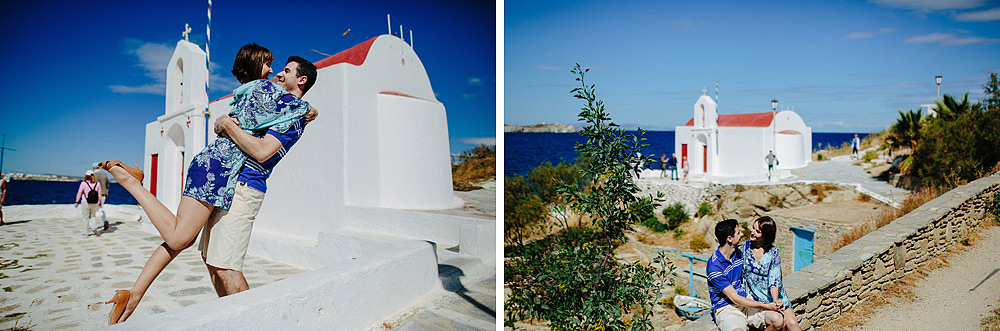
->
<box><xmin>681</xmin><ymin>144</ymin><xmax>688</xmax><ymax>167</ymax></box>
<box><xmin>703</xmin><ymin>146</ymin><xmax>707</xmax><ymax>172</ymax></box>
<box><xmin>150</xmin><ymin>154</ymin><xmax>158</xmax><ymax>197</ymax></box>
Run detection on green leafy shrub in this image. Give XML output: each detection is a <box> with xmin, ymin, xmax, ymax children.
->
<box><xmin>673</xmin><ymin>228</ymin><xmax>686</xmax><ymax>239</ymax></box>
<box><xmin>696</xmin><ymin>202</ymin><xmax>713</xmax><ymax>218</ymax></box>
<box><xmin>641</xmin><ymin>218</ymin><xmax>666</xmax><ymax>232</ymax></box>
<box><xmin>504</xmin><ymin>176</ymin><xmax>548</xmax><ymax>246</ymax></box>
<box><xmin>661</xmin><ymin>202</ymin><xmax>689</xmax><ymax>231</ymax></box>
<box><xmin>504</xmin><ymin>64</ymin><xmax>674</xmax><ymax>330</ymax></box>
<box><xmin>863</xmin><ymin>150</ymin><xmax>878</xmax><ymax>163</ymax></box>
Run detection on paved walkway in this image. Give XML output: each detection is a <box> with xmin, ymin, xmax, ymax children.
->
<box><xmin>0</xmin><ymin>210</ymin><xmax>307</xmax><ymax>330</ymax></box>
<box><xmin>638</xmin><ymin>147</ymin><xmax>909</xmax><ymax>207</ymax></box>
<box><xmin>784</xmin><ymin>150</ymin><xmax>909</xmax><ymax>207</ymax></box>
<box><xmin>849</xmin><ymin>225</ymin><xmax>1000</xmax><ymax>330</ymax></box>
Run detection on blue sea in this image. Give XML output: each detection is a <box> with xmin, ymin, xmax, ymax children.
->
<box><xmin>3</xmin><ymin>179</ymin><xmax>139</xmax><ymax>205</ymax></box>
<box><xmin>504</xmin><ymin>131</ymin><xmax>868</xmax><ymax>177</ymax></box>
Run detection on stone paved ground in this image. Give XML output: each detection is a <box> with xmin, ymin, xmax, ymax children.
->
<box><xmin>0</xmin><ymin>209</ymin><xmax>306</xmax><ymax>330</ymax></box>
<box><xmin>391</xmin><ymin>274</ymin><xmax>496</xmax><ymax>330</ymax></box>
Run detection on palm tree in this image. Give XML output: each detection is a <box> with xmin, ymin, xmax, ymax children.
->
<box><xmin>887</xmin><ymin>108</ymin><xmax>922</xmax><ymax>174</ymax></box>
<box><xmin>933</xmin><ymin>93</ymin><xmax>981</xmax><ymax>121</ymax></box>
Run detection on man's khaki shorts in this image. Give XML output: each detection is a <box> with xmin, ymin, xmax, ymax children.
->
<box><xmin>715</xmin><ymin>304</ymin><xmax>767</xmax><ymax>331</ymax></box>
<box><xmin>198</xmin><ymin>182</ymin><xmax>264</xmax><ymax>271</ymax></box>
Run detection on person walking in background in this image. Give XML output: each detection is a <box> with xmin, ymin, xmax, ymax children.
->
<box><xmin>682</xmin><ymin>156</ymin><xmax>690</xmax><ymax>184</ymax></box>
<box><xmin>92</xmin><ymin>163</ymin><xmax>110</xmax><ymax>230</ymax></box>
<box><xmin>851</xmin><ymin>134</ymin><xmax>861</xmax><ymax>159</ymax></box>
<box><xmin>0</xmin><ymin>173</ymin><xmax>6</xmax><ymax>226</ymax></box>
<box><xmin>765</xmin><ymin>151</ymin><xmax>778</xmax><ymax>181</ymax></box>
<box><xmin>668</xmin><ymin>153</ymin><xmax>679</xmax><ymax>180</ymax></box>
<box><xmin>659</xmin><ymin>153</ymin><xmax>668</xmax><ymax>178</ymax></box>
<box><xmin>75</xmin><ymin>170</ymin><xmax>102</xmax><ymax>237</ymax></box>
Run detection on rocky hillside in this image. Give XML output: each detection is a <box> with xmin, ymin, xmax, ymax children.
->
<box><xmin>503</xmin><ymin>123</ymin><xmax>577</xmax><ymax>133</ymax></box>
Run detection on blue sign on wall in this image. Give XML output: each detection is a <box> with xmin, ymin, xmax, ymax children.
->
<box><xmin>790</xmin><ymin>226</ymin><xmax>815</xmax><ymax>271</ymax></box>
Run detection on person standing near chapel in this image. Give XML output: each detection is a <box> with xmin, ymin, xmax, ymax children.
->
<box><xmin>92</xmin><ymin>163</ymin><xmax>110</xmax><ymax>230</ymax></box>
<box><xmin>660</xmin><ymin>153</ymin><xmax>668</xmax><ymax>178</ymax></box>
<box><xmin>668</xmin><ymin>153</ymin><xmax>678</xmax><ymax>180</ymax></box>
<box><xmin>0</xmin><ymin>173</ymin><xmax>6</xmax><ymax>226</ymax></box>
<box><xmin>765</xmin><ymin>151</ymin><xmax>778</xmax><ymax>181</ymax></box>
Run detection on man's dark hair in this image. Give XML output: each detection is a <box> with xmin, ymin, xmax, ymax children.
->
<box><xmin>715</xmin><ymin>219</ymin><xmax>739</xmax><ymax>247</ymax></box>
<box><xmin>755</xmin><ymin>216</ymin><xmax>777</xmax><ymax>250</ymax></box>
<box><xmin>231</xmin><ymin>43</ymin><xmax>273</xmax><ymax>84</ymax></box>
<box><xmin>286</xmin><ymin>56</ymin><xmax>317</xmax><ymax>95</ymax></box>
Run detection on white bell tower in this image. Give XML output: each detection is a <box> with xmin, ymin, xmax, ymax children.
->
<box><xmin>143</xmin><ymin>33</ymin><xmax>209</xmax><ymax>213</ymax></box>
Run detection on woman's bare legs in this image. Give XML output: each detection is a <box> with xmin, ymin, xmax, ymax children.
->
<box><xmin>107</xmin><ymin>166</ymin><xmax>213</xmax><ymax>250</ymax></box>
<box><xmin>115</xmin><ymin>240</ymin><xmax>194</xmax><ymax>323</ymax></box>
<box><xmin>782</xmin><ymin>308</ymin><xmax>801</xmax><ymax>331</ymax></box>
<box><xmin>105</xmin><ymin>165</ymin><xmax>215</xmax><ymax>323</ymax></box>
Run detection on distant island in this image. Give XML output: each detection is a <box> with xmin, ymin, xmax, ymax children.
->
<box><xmin>504</xmin><ymin>123</ymin><xmax>577</xmax><ymax>133</ymax></box>
<box><xmin>3</xmin><ymin>172</ymin><xmax>115</xmax><ymax>183</ymax></box>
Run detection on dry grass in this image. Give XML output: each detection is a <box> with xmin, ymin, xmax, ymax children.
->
<box><xmin>809</xmin><ymin>183</ymin><xmax>837</xmax><ymax>202</ymax></box>
<box><xmin>832</xmin><ymin>186</ymin><xmax>941</xmax><ymax>251</ymax></box>
<box><xmin>813</xmin><ymin>131</ymin><xmax>886</xmax><ymax>159</ymax></box>
<box><xmin>984</xmin><ymin>298</ymin><xmax>1000</xmax><ymax>331</ymax></box>
<box><xmin>451</xmin><ymin>145</ymin><xmax>496</xmax><ymax>191</ymax></box>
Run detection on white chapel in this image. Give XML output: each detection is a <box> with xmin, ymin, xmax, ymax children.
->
<box><xmin>674</xmin><ymin>91</ymin><xmax>812</xmax><ymax>180</ymax></box>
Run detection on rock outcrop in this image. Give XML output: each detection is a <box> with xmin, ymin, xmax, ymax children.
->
<box><xmin>503</xmin><ymin>123</ymin><xmax>577</xmax><ymax>133</ymax></box>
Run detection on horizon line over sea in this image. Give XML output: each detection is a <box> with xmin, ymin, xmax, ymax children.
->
<box><xmin>504</xmin><ymin>131</ymin><xmax>869</xmax><ymax>177</ymax></box>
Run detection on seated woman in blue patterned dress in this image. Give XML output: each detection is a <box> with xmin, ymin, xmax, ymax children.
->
<box><xmin>742</xmin><ymin>216</ymin><xmax>801</xmax><ymax>331</ymax></box>
<box><xmin>98</xmin><ymin>43</ymin><xmax>316</xmax><ymax>325</ymax></box>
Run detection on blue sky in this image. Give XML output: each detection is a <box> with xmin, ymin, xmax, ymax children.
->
<box><xmin>0</xmin><ymin>1</ymin><xmax>495</xmax><ymax>177</ymax></box>
<box><xmin>505</xmin><ymin>0</ymin><xmax>1000</xmax><ymax>132</ymax></box>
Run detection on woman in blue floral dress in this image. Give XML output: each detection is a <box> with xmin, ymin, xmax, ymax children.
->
<box><xmin>742</xmin><ymin>216</ymin><xmax>801</xmax><ymax>331</ymax></box>
<box><xmin>99</xmin><ymin>43</ymin><xmax>315</xmax><ymax>324</ymax></box>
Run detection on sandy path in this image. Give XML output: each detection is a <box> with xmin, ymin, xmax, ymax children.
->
<box><xmin>851</xmin><ymin>225</ymin><xmax>1000</xmax><ymax>330</ymax></box>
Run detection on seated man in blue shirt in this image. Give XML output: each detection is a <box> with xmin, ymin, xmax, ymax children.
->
<box><xmin>201</xmin><ymin>55</ymin><xmax>318</xmax><ymax>297</ymax></box>
<box><xmin>707</xmin><ymin>219</ymin><xmax>784</xmax><ymax>331</ymax></box>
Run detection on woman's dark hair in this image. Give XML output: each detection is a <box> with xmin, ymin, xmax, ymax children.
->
<box><xmin>755</xmin><ymin>216</ymin><xmax>777</xmax><ymax>249</ymax></box>
<box><xmin>231</xmin><ymin>43</ymin><xmax>273</xmax><ymax>84</ymax></box>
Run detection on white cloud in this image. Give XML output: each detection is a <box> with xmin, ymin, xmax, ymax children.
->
<box><xmin>467</xmin><ymin>77</ymin><xmax>483</xmax><ymax>86</ymax></box>
<box><xmin>459</xmin><ymin>137</ymin><xmax>496</xmax><ymax>146</ymax></box>
<box><xmin>109</xmin><ymin>84</ymin><xmax>166</xmax><ymax>95</ymax></box>
<box><xmin>954</xmin><ymin>7</ymin><xmax>1000</xmax><ymax>21</ymax></box>
<box><xmin>462</xmin><ymin>93</ymin><xmax>477</xmax><ymax>100</ymax></box>
<box><xmin>872</xmin><ymin>0</ymin><xmax>985</xmax><ymax>11</ymax></box>
<box><xmin>113</xmin><ymin>38</ymin><xmax>231</xmax><ymax>95</ymax></box>
<box><xmin>904</xmin><ymin>32</ymin><xmax>1000</xmax><ymax>46</ymax></box>
<box><xmin>844</xmin><ymin>27</ymin><xmax>897</xmax><ymax>39</ymax></box>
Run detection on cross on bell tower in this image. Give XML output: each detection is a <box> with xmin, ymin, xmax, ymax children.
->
<box><xmin>182</xmin><ymin>23</ymin><xmax>192</xmax><ymax>41</ymax></box>
<box><xmin>702</xmin><ymin>87</ymin><xmax>707</xmax><ymax>95</ymax></box>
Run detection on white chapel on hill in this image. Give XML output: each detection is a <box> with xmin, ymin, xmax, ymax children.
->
<box><xmin>674</xmin><ymin>90</ymin><xmax>812</xmax><ymax>179</ymax></box>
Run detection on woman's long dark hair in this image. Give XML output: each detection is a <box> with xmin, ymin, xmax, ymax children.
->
<box><xmin>231</xmin><ymin>43</ymin><xmax>273</xmax><ymax>84</ymax></box>
<box><xmin>755</xmin><ymin>216</ymin><xmax>777</xmax><ymax>251</ymax></box>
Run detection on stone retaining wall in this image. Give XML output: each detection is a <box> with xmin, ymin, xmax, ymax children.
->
<box><xmin>679</xmin><ymin>172</ymin><xmax>999</xmax><ymax>330</ymax></box>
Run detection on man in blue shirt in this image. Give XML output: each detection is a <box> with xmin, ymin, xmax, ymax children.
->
<box><xmin>707</xmin><ymin>219</ymin><xmax>784</xmax><ymax>331</ymax></box>
<box><xmin>199</xmin><ymin>55</ymin><xmax>318</xmax><ymax>297</ymax></box>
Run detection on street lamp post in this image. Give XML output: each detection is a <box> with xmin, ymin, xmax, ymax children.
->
<box><xmin>771</xmin><ymin>99</ymin><xmax>778</xmax><ymax>158</ymax></box>
<box><xmin>936</xmin><ymin>75</ymin><xmax>942</xmax><ymax>100</ymax></box>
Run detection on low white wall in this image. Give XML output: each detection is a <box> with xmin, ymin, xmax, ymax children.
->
<box><xmin>104</xmin><ymin>232</ymin><xmax>441</xmax><ymax>330</ymax></box>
